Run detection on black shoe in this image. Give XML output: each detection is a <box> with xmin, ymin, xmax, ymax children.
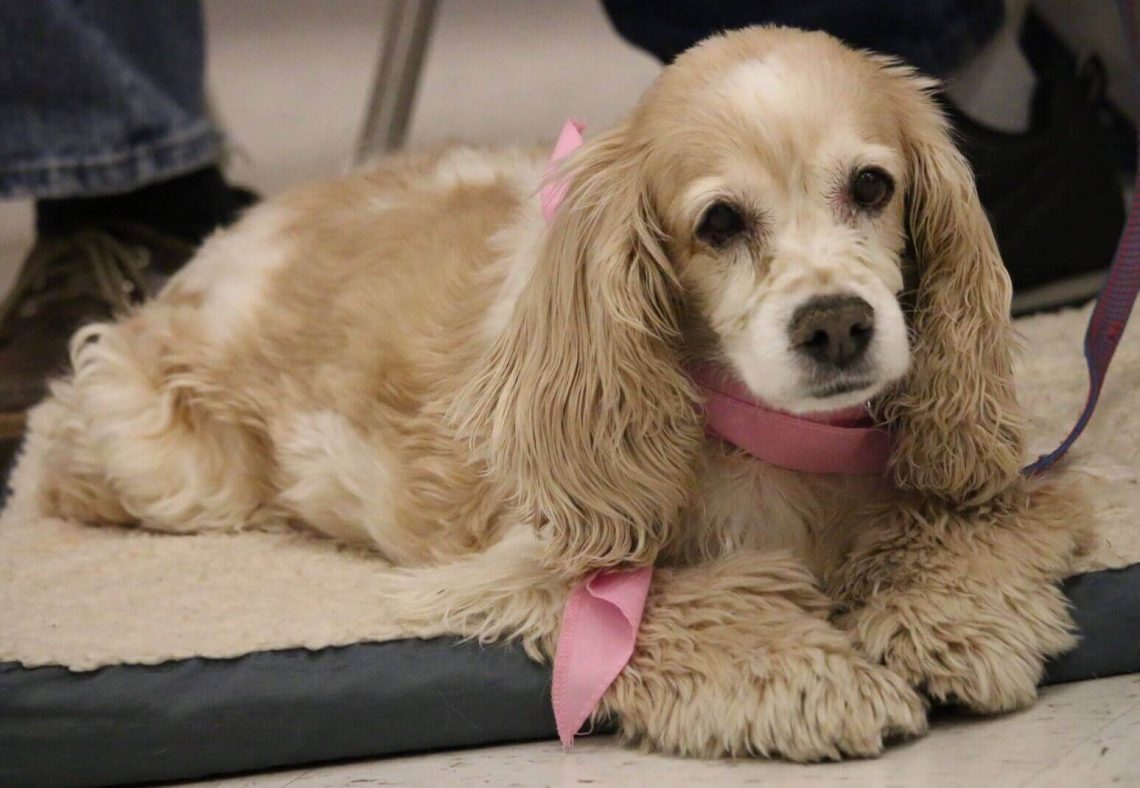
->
<box><xmin>946</xmin><ymin>10</ymin><xmax>1129</xmax><ymax>315</ymax></box>
<box><xmin>36</xmin><ymin>167</ymin><xmax>259</xmax><ymax>268</ymax></box>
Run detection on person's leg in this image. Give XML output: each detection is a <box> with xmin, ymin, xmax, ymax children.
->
<box><xmin>0</xmin><ymin>0</ymin><xmax>218</xmax><ymax>200</ymax></box>
<box><xmin>599</xmin><ymin>0</ymin><xmax>1004</xmax><ymax>75</ymax></box>
<box><xmin>0</xmin><ymin>1</ymin><xmax>254</xmax><ymax>437</ymax></box>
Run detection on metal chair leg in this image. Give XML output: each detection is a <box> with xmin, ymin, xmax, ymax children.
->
<box><xmin>354</xmin><ymin>0</ymin><xmax>439</xmax><ymax>162</ymax></box>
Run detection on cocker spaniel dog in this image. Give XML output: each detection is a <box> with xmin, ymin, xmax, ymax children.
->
<box><xmin>27</xmin><ymin>27</ymin><xmax>1090</xmax><ymax>760</ymax></box>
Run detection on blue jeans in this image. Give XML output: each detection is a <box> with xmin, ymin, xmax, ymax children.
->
<box><xmin>0</xmin><ymin>0</ymin><xmax>220</xmax><ymax>200</ymax></box>
<box><xmin>601</xmin><ymin>0</ymin><xmax>1004</xmax><ymax>75</ymax></box>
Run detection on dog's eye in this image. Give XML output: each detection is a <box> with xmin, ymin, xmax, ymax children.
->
<box><xmin>697</xmin><ymin>201</ymin><xmax>746</xmax><ymax>246</ymax></box>
<box><xmin>851</xmin><ymin>168</ymin><xmax>894</xmax><ymax>210</ymax></box>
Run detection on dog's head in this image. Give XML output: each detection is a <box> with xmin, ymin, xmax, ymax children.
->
<box><xmin>460</xmin><ymin>27</ymin><xmax>1024</xmax><ymax>576</ymax></box>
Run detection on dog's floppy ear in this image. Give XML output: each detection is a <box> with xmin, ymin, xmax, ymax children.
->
<box><xmin>454</xmin><ymin>122</ymin><xmax>702</xmax><ymax>577</ymax></box>
<box><xmin>877</xmin><ymin>68</ymin><xmax>1025</xmax><ymax>507</ymax></box>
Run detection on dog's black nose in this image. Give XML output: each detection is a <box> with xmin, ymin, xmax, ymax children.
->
<box><xmin>790</xmin><ymin>295</ymin><xmax>874</xmax><ymax>368</ymax></box>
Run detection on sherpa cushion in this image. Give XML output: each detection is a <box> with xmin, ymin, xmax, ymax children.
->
<box><xmin>2</xmin><ymin>302</ymin><xmax>1139</xmax><ymax>787</ymax></box>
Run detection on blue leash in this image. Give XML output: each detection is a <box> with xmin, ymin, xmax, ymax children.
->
<box><xmin>1022</xmin><ymin>0</ymin><xmax>1140</xmax><ymax>475</ymax></box>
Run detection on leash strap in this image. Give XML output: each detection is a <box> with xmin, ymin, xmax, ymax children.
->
<box><xmin>1025</xmin><ymin>0</ymin><xmax>1140</xmax><ymax>474</ymax></box>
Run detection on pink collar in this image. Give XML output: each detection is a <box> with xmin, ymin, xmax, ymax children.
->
<box><xmin>691</xmin><ymin>365</ymin><xmax>890</xmax><ymax>476</ymax></box>
<box><xmin>543</xmin><ymin>121</ymin><xmax>890</xmax><ymax>748</ymax></box>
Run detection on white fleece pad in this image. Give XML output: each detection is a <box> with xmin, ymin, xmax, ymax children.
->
<box><xmin>2</xmin><ymin>303</ymin><xmax>1139</xmax><ymax>671</ymax></box>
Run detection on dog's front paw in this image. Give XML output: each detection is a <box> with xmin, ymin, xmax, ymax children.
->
<box><xmin>748</xmin><ymin>649</ymin><xmax>929</xmax><ymax>762</ymax></box>
<box><xmin>842</xmin><ymin>582</ymin><xmax>1077</xmax><ymax>714</ymax></box>
<box><xmin>615</xmin><ymin>647</ymin><xmax>928</xmax><ymax>761</ymax></box>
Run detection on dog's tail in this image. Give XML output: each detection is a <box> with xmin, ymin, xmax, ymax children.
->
<box><xmin>21</xmin><ymin>315</ymin><xmax>271</xmax><ymax>532</ymax></box>
<box><xmin>374</xmin><ymin>529</ymin><xmax>569</xmax><ymax>661</ymax></box>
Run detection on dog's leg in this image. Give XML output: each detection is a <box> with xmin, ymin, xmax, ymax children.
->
<box><xmin>383</xmin><ymin>534</ymin><xmax>927</xmax><ymax>761</ymax></box>
<box><xmin>31</xmin><ymin>314</ymin><xmax>272</xmax><ymax>533</ymax></box>
<box><xmin>599</xmin><ymin>552</ymin><xmax>928</xmax><ymax>760</ymax></box>
<box><xmin>829</xmin><ymin>481</ymin><xmax>1094</xmax><ymax>713</ymax></box>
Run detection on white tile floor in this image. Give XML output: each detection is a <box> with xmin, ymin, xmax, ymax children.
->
<box><xmin>185</xmin><ymin>674</ymin><xmax>1140</xmax><ymax>787</ymax></box>
<box><xmin>5</xmin><ymin>2</ymin><xmax>1139</xmax><ymax>785</ymax></box>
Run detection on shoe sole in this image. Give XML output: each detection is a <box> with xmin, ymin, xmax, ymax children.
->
<box><xmin>1011</xmin><ymin>269</ymin><xmax>1108</xmax><ymax>316</ymax></box>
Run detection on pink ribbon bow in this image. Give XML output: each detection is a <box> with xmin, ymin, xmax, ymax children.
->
<box><xmin>539</xmin><ymin>119</ymin><xmax>585</xmax><ymax>223</ymax></box>
<box><xmin>552</xmin><ymin>566</ymin><xmax>653</xmax><ymax>748</ymax></box>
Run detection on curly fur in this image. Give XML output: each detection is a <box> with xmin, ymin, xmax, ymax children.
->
<box><xmin>20</xmin><ymin>26</ymin><xmax>1092</xmax><ymax>761</ymax></box>
<box><xmin>871</xmin><ymin>62</ymin><xmax>1026</xmax><ymax>506</ymax></box>
<box><xmin>453</xmin><ymin>122</ymin><xmax>705</xmax><ymax>578</ymax></box>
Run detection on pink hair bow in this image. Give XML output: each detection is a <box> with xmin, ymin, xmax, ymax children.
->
<box><xmin>539</xmin><ymin>119</ymin><xmax>585</xmax><ymax>223</ymax></box>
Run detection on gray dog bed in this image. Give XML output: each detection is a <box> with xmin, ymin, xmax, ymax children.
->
<box><xmin>2</xmin><ymin>561</ymin><xmax>1139</xmax><ymax>788</ymax></box>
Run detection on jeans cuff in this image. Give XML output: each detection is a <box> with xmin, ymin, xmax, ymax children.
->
<box><xmin>0</xmin><ymin>120</ymin><xmax>224</xmax><ymax>200</ymax></box>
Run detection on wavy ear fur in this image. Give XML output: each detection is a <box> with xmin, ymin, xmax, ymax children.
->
<box><xmin>878</xmin><ymin>68</ymin><xmax>1025</xmax><ymax>507</ymax></box>
<box><xmin>454</xmin><ymin>123</ymin><xmax>703</xmax><ymax>577</ymax></box>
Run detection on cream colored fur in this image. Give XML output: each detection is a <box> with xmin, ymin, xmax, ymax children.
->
<box><xmin>17</xmin><ymin>28</ymin><xmax>1093</xmax><ymax>761</ymax></box>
